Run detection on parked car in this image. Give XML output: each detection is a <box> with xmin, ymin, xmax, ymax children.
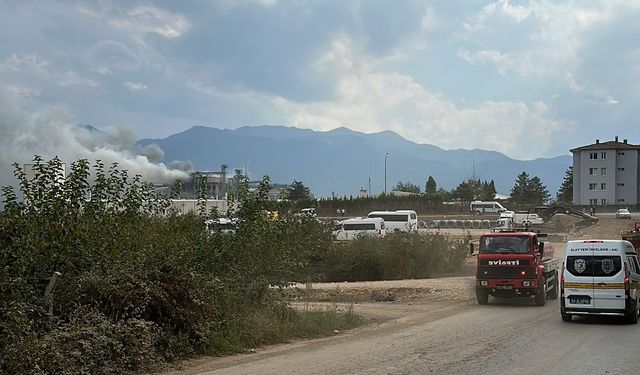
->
<box><xmin>205</xmin><ymin>218</ymin><xmax>238</xmax><ymax>234</ymax></box>
<box><xmin>616</xmin><ymin>208</ymin><xmax>632</xmax><ymax>219</ymax></box>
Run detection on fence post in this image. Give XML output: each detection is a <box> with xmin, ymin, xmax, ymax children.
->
<box><xmin>44</xmin><ymin>271</ymin><xmax>62</xmax><ymax>316</ymax></box>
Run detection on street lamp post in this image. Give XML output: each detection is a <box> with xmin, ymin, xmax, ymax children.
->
<box><xmin>384</xmin><ymin>152</ymin><xmax>389</xmax><ymax>195</ymax></box>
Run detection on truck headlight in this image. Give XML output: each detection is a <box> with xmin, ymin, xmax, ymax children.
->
<box><xmin>480</xmin><ymin>280</ymin><xmax>488</xmax><ymax>286</ymax></box>
<box><xmin>522</xmin><ymin>280</ymin><xmax>531</xmax><ymax>287</ymax></box>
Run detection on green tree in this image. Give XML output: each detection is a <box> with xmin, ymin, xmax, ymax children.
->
<box><xmin>556</xmin><ymin>166</ymin><xmax>573</xmax><ymax>203</ymax></box>
<box><xmin>393</xmin><ymin>181</ymin><xmax>421</xmax><ymax>194</ymax></box>
<box><xmin>424</xmin><ymin>176</ymin><xmax>441</xmax><ymax>203</ymax></box>
<box><xmin>511</xmin><ymin>172</ymin><xmax>549</xmax><ymax>204</ymax></box>
<box><xmin>478</xmin><ymin>180</ymin><xmax>497</xmax><ymax>201</ymax></box>
<box><xmin>510</xmin><ymin>172</ymin><xmax>530</xmax><ymax>203</ymax></box>
<box><xmin>287</xmin><ymin>180</ymin><xmax>311</xmax><ymax>200</ymax></box>
<box><xmin>452</xmin><ymin>179</ymin><xmax>477</xmax><ymax>203</ymax></box>
<box><xmin>425</xmin><ymin>176</ymin><xmax>437</xmax><ymax>194</ymax></box>
<box><xmin>529</xmin><ymin>176</ymin><xmax>550</xmax><ymax>205</ymax></box>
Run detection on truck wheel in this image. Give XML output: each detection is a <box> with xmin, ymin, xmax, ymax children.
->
<box><xmin>561</xmin><ymin>308</ymin><xmax>572</xmax><ymax>322</ymax></box>
<box><xmin>625</xmin><ymin>296</ymin><xmax>639</xmax><ymax>324</ymax></box>
<box><xmin>548</xmin><ymin>271</ymin><xmax>559</xmax><ymax>300</ymax></box>
<box><xmin>476</xmin><ymin>289</ymin><xmax>489</xmax><ymax>305</ymax></box>
<box><xmin>535</xmin><ymin>277</ymin><xmax>546</xmax><ymax>306</ymax></box>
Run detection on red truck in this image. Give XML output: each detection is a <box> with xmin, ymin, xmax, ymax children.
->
<box><xmin>471</xmin><ymin>230</ymin><xmax>559</xmax><ymax>306</ymax></box>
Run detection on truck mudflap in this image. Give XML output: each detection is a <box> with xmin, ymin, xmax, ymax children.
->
<box><xmin>543</xmin><ymin>258</ymin><xmax>559</xmax><ymax>273</ymax></box>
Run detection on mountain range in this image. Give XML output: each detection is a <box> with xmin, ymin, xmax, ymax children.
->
<box><xmin>138</xmin><ymin>125</ymin><xmax>572</xmax><ymax>198</ymax></box>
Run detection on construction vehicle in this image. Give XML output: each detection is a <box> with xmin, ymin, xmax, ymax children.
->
<box><xmin>471</xmin><ymin>228</ymin><xmax>559</xmax><ymax>306</ymax></box>
<box><xmin>621</xmin><ymin>222</ymin><xmax>640</xmax><ymax>250</ymax></box>
<box><xmin>535</xmin><ymin>205</ymin><xmax>598</xmax><ymax>230</ymax></box>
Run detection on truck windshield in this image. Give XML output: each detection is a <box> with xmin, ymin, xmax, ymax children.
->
<box><xmin>480</xmin><ymin>236</ymin><xmax>531</xmax><ymax>254</ymax></box>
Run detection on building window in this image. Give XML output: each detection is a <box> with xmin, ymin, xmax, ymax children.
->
<box><xmin>601</xmin><ymin>199</ymin><xmax>607</xmax><ymax>205</ymax></box>
<box><xmin>601</xmin><ymin>152</ymin><xmax>607</xmax><ymax>159</ymax></box>
<box><xmin>601</xmin><ymin>183</ymin><xmax>607</xmax><ymax>190</ymax></box>
<box><xmin>618</xmin><ymin>152</ymin><xmax>625</xmax><ymax>156</ymax></box>
<box><xmin>589</xmin><ymin>183</ymin><xmax>597</xmax><ymax>190</ymax></box>
<box><xmin>618</xmin><ymin>183</ymin><xmax>625</xmax><ymax>187</ymax></box>
<box><xmin>589</xmin><ymin>152</ymin><xmax>598</xmax><ymax>160</ymax></box>
<box><xmin>617</xmin><ymin>199</ymin><xmax>626</xmax><ymax>202</ymax></box>
<box><xmin>601</xmin><ymin>167</ymin><xmax>606</xmax><ymax>175</ymax></box>
<box><xmin>589</xmin><ymin>199</ymin><xmax>598</xmax><ymax>205</ymax></box>
<box><xmin>589</xmin><ymin>168</ymin><xmax>598</xmax><ymax>175</ymax></box>
<box><xmin>618</xmin><ymin>167</ymin><xmax>625</xmax><ymax>172</ymax></box>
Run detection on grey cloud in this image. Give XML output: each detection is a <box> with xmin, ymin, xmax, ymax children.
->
<box><xmin>168</xmin><ymin>160</ymin><xmax>194</xmax><ymax>172</ymax></box>
<box><xmin>84</xmin><ymin>40</ymin><xmax>140</xmax><ymax>74</ymax></box>
<box><xmin>164</xmin><ymin>1</ymin><xmax>433</xmax><ymax>101</ymax></box>
<box><xmin>140</xmin><ymin>143</ymin><xmax>165</xmax><ymax>163</ymax></box>
<box><xmin>0</xmin><ymin>88</ymin><xmax>187</xmax><ymax>189</ymax></box>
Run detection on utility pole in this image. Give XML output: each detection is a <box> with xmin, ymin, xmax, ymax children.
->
<box><xmin>368</xmin><ymin>160</ymin><xmax>372</xmax><ymax>197</ymax></box>
<box><xmin>384</xmin><ymin>152</ymin><xmax>389</xmax><ymax>195</ymax></box>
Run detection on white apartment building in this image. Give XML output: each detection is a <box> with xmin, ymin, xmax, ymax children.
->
<box><xmin>571</xmin><ymin>137</ymin><xmax>640</xmax><ymax>206</ymax></box>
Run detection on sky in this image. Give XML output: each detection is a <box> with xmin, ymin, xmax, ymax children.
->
<box><xmin>1</xmin><ymin>0</ymin><xmax>638</xmax><ymax>181</ymax></box>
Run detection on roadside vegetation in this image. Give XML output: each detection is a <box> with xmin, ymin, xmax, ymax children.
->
<box><xmin>320</xmin><ymin>232</ymin><xmax>470</xmax><ymax>282</ymax></box>
<box><xmin>0</xmin><ymin>157</ymin><xmax>467</xmax><ymax>375</ymax></box>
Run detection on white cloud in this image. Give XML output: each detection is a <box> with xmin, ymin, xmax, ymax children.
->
<box><xmin>124</xmin><ymin>81</ymin><xmax>148</xmax><ymax>91</ymax></box>
<box><xmin>79</xmin><ymin>4</ymin><xmax>190</xmax><ymax>39</ymax></box>
<box><xmin>273</xmin><ymin>36</ymin><xmax>569</xmax><ymax>160</ymax></box>
<box><xmin>564</xmin><ymin>72</ymin><xmax>618</xmax><ymax>104</ymax></box>
<box><xmin>0</xmin><ymin>88</ymin><xmax>187</xmax><ymax>188</ymax></box>
<box><xmin>0</xmin><ymin>53</ymin><xmax>97</xmax><ymax>88</ymax></box>
<box><xmin>84</xmin><ymin>40</ymin><xmax>140</xmax><ymax>74</ymax></box>
<box><xmin>457</xmin><ymin>48</ymin><xmax>545</xmax><ymax>76</ymax></box>
<box><xmin>0</xmin><ymin>54</ymin><xmax>49</xmax><ymax>73</ymax></box>
<box><xmin>2</xmin><ymin>85</ymin><xmax>41</xmax><ymax>100</ymax></box>
<box><xmin>459</xmin><ymin>1</ymin><xmax>640</xmax><ymax>80</ymax></box>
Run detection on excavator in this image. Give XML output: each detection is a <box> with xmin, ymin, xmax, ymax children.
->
<box><xmin>534</xmin><ymin>205</ymin><xmax>598</xmax><ymax>231</ymax></box>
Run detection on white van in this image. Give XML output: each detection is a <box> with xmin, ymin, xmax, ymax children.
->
<box><xmin>470</xmin><ymin>201</ymin><xmax>507</xmax><ymax>214</ymax></box>
<box><xmin>561</xmin><ymin>239</ymin><xmax>640</xmax><ymax>323</ymax></box>
<box><xmin>367</xmin><ymin>210</ymin><xmax>418</xmax><ymax>232</ymax></box>
<box><xmin>333</xmin><ymin>217</ymin><xmax>386</xmax><ymax>241</ymax></box>
<box><xmin>498</xmin><ymin>211</ymin><xmax>544</xmax><ymax>225</ymax></box>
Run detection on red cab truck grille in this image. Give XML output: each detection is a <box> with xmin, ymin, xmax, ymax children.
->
<box><xmin>477</xmin><ymin>267</ymin><xmax>535</xmax><ymax>279</ymax></box>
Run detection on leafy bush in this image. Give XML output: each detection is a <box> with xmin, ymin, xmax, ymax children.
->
<box><xmin>0</xmin><ymin>157</ymin><xmax>464</xmax><ymax>374</ymax></box>
<box><xmin>0</xmin><ymin>157</ymin><xmax>337</xmax><ymax>374</ymax></box>
<box><xmin>320</xmin><ymin>232</ymin><xmax>470</xmax><ymax>282</ymax></box>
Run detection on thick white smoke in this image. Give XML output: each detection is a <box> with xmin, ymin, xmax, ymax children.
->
<box><xmin>0</xmin><ymin>89</ymin><xmax>189</xmax><ymax>190</ymax></box>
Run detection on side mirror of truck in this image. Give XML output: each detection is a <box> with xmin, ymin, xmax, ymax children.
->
<box><xmin>469</xmin><ymin>243</ymin><xmax>475</xmax><ymax>256</ymax></box>
<box><xmin>538</xmin><ymin>241</ymin><xmax>545</xmax><ymax>257</ymax></box>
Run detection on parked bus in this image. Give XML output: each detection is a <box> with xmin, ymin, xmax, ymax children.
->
<box><xmin>367</xmin><ymin>210</ymin><xmax>418</xmax><ymax>232</ymax></box>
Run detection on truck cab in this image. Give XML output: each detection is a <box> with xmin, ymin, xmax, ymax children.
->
<box><xmin>472</xmin><ymin>231</ymin><xmax>559</xmax><ymax>306</ymax></box>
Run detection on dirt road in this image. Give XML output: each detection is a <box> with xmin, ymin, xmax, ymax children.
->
<box><xmin>163</xmin><ymin>218</ymin><xmax>640</xmax><ymax>375</ymax></box>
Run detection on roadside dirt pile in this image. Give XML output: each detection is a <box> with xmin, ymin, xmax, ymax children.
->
<box><xmin>289</xmin><ymin>277</ymin><xmax>475</xmax><ymax>304</ymax></box>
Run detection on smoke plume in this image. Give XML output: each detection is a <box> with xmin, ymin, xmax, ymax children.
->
<box><xmin>0</xmin><ymin>88</ymin><xmax>188</xmax><ymax>190</ymax></box>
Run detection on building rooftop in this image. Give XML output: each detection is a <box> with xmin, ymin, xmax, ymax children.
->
<box><xmin>570</xmin><ymin>137</ymin><xmax>640</xmax><ymax>153</ymax></box>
